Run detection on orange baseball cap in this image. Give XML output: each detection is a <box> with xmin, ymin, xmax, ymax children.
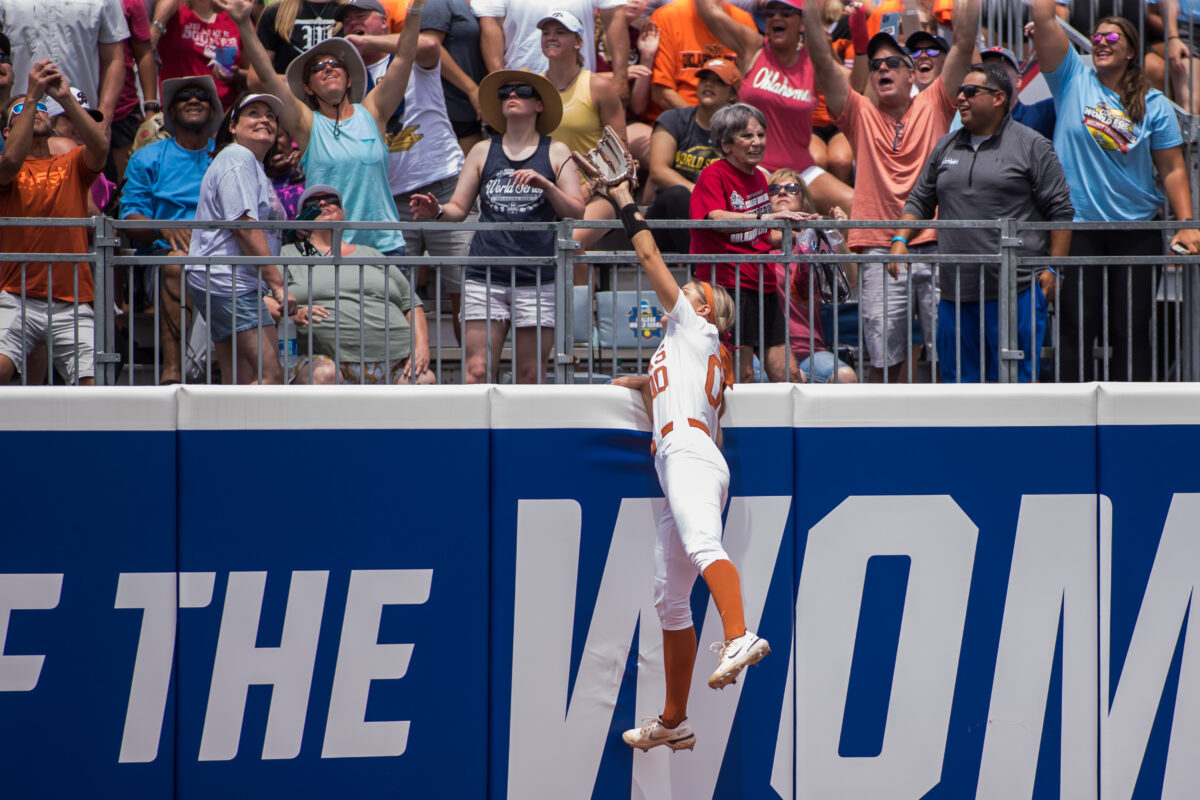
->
<box><xmin>696</xmin><ymin>58</ymin><xmax>742</xmax><ymax>90</ymax></box>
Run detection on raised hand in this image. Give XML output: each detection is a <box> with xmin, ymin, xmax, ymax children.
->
<box><xmin>212</xmin><ymin>0</ymin><xmax>253</xmax><ymax>26</ymax></box>
<box><xmin>637</xmin><ymin>21</ymin><xmax>661</xmax><ymax>62</ymax></box>
<box><xmin>26</xmin><ymin>59</ymin><xmax>60</xmax><ymax>102</ymax></box>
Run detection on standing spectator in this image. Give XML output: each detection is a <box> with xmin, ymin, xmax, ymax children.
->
<box><xmin>696</xmin><ymin>0</ymin><xmax>854</xmax><ymax>215</ymax></box>
<box><xmin>45</xmin><ymin>87</ymin><xmax>116</xmax><ymax>215</ymax></box>
<box><xmin>649</xmin><ymin>0</ymin><xmax>756</xmax><ymax>113</ymax></box>
<box><xmin>646</xmin><ymin>56</ymin><xmax>738</xmax><ymax>253</ymax></box>
<box><xmin>1030</xmin><ymin>1</ymin><xmax>1200</xmax><ymax>381</ymax></box>
<box><xmin>152</xmin><ymin>0</ymin><xmax>244</xmax><ymax>111</ymax></box>
<box><xmin>120</xmin><ymin>75</ymin><xmax>221</xmax><ymax>385</ymax></box>
<box><xmin>222</xmin><ymin>0</ymin><xmax>422</xmax><ymax>260</ymax></box>
<box><xmin>339</xmin><ymin>0</ymin><xmax>472</xmax><ymax>341</ymax></box>
<box><xmin>890</xmin><ymin>62</ymin><xmax>1074</xmax><ymax>383</ymax></box>
<box><xmin>0</xmin><ymin>61</ymin><xmax>108</xmax><ymax>386</ymax></box>
<box><xmin>254</xmin><ymin>0</ymin><xmax>344</xmax><ymax>75</ymax></box>
<box><xmin>186</xmin><ymin>92</ymin><xmax>295</xmax><ymax>385</ymax></box>
<box><xmin>0</xmin><ymin>0</ymin><xmax>129</xmax><ymax>135</ymax></box>
<box><xmin>476</xmin><ymin>0</ymin><xmax>631</xmax><ymax>101</ymax></box>
<box><xmin>421</xmin><ymin>0</ymin><xmax>487</xmax><ymax>153</ymax></box>
<box><xmin>690</xmin><ymin>102</ymin><xmax>811</xmax><ymax>383</ymax></box>
<box><xmin>905</xmin><ymin>30</ymin><xmax>948</xmax><ymax>93</ymax></box>
<box><xmin>804</xmin><ymin>0</ymin><xmax>980</xmax><ymax>383</ymax></box>
<box><xmin>409</xmin><ymin>70</ymin><xmax>586</xmax><ymax>384</ymax></box>
<box><xmin>112</xmin><ymin>0</ymin><xmax>157</xmax><ymax>180</ymax></box>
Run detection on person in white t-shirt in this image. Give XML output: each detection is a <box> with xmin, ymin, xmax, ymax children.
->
<box><xmin>476</xmin><ymin>0</ymin><xmax>632</xmax><ymax>101</ymax></box>
<box><xmin>340</xmin><ymin>0</ymin><xmax>473</xmax><ymax>341</ymax></box>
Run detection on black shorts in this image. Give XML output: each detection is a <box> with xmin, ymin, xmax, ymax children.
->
<box><xmin>111</xmin><ymin>111</ymin><xmax>144</xmax><ymax>149</ymax></box>
<box><xmin>812</xmin><ymin>123</ymin><xmax>841</xmax><ymax>143</ymax></box>
<box><xmin>732</xmin><ymin>286</ymin><xmax>787</xmax><ymax>350</ymax></box>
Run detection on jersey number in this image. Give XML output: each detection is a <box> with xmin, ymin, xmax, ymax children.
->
<box><xmin>649</xmin><ymin>349</ymin><xmax>723</xmax><ymax>410</ymax></box>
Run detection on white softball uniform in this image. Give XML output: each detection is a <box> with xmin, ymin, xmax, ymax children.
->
<box><xmin>650</xmin><ymin>291</ymin><xmax>732</xmax><ymax>631</ymax></box>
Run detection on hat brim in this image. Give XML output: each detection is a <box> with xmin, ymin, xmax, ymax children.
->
<box><xmin>477</xmin><ymin>70</ymin><xmax>562</xmax><ymax>136</ymax></box>
<box><xmin>297</xmin><ymin>183</ymin><xmax>342</xmax><ymax>209</ymax></box>
<box><xmin>285</xmin><ymin>38</ymin><xmax>368</xmax><ymax>107</ymax></box>
<box><xmin>867</xmin><ymin>32</ymin><xmax>913</xmax><ymax>64</ymax></box>
<box><xmin>161</xmin><ymin>75</ymin><xmax>223</xmax><ymax>137</ymax></box>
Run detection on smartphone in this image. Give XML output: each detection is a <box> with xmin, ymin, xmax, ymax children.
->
<box><xmin>880</xmin><ymin>12</ymin><xmax>900</xmax><ymax>39</ymax></box>
<box><xmin>1171</xmin><ymin>242</ymin><xmax>1190</xmax><ymax>255</ymax></box>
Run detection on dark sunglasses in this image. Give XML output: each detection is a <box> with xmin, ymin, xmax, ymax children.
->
<box><xmin>498</xmin><ymin>83</ymin><xmax>540</xmax><ymax>101</ymax></box>
<box><xmin>1091</xmin><ymin>32</ymin><xmax>1122</xmax><ymax>45</ymax></box>
<box><xmin>763</xmin><ymin>3</ymin><xmax>799</xmax><ymax>17</ymax></box>
<box><xmin>0</xmin><ymin>52</ymin><xmax>9</xmax><ymax>65</ymax></box>
<box><xmin>908</xmin><ymin>47</ymin><xmax>945</xmax><ymax>58</ymax></box>
<box><xmin>869</xmin><ymin>56</ymin><xmax>910</xmax><ymax>71</ymax></box>
<box><xmin>956</xmin><ymin>84</ymin><xmax>1001</xmax><ymax>99</ymax></box>
<box><xmin>307</xmin><ymin>57</ymin><xmax>345</xmax><ymax>76</ymax></box>
<box><xmin>173</xmin><ymin>88</ymin><xmax>212</xmax><ymax>104</ymax></box>
<box><xmin>768</xmin><ymin>182</ymin><xmax>803</xmax><ymax>196</ymax></box>
<box><xmin>303</xmin><ymin>194</ymin><xmax>341</xmax><ymax>210</ymax></box>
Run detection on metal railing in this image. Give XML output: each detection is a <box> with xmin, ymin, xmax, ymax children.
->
<box><xmin>1</xmin><ymin>215</ymin><xmax>1198</xmax><ymax>386</ymax></box>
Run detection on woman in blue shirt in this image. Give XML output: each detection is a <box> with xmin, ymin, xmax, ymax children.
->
<box><xmin>1032</xmin><ymin>0</ymin><xmax>1200</xmax><ymax>381</ymax></box>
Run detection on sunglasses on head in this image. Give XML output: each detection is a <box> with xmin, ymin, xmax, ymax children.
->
<box><xmin>11</xmin><ymin>101</ymin><xmax>49</xmax><ymax>116</ymax></box>
<box><xmin>173</xmin><ymin>88</ymin><xmax>211</xmax><ymax>104</ymax></box>
<box><xmin>768</xmin><ymin>182</ymin><xmax>803</xmax><ymax>196</ymax></box>
<box><xmin>908</xmin><ymin>47</ymin><xmax>944</xmax><ymax>58</ymax></box>
<box><xmin>956</xmin><ymin>83</ymin><xmax>1001</xmax><ymax>99</ymax></box>
<box><xmin>303</xmin><ymin>194</ymin><xmax>341</xmax><ymax>210</ymax></box>
<box><xmin>869</xmin><ymin>56</ymin><xmax>909</xmax><ymax>71</ymax></box>
<box><xmin>1092</xmin><ymin>32</ymin><xmax>1122</xmax><ymax>45</ymax></box>
<box><xmin>307</xmin><ymin>57</ymin><xmax>345</xmax><ymax>76</ymax></box>
<box><xmin>763</xmin><ymin>3</ymin><xmax>799</xmax><ymax>17</ymax></box>
<box><xmin>498</xmin><ymin>83</ymin><xmax>539</xmax><ymax>100</ymax></box>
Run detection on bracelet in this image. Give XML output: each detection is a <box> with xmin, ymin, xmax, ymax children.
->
<box><xmin>434</xmin><ymin>205</ymin><xmax>444</xmax><ymax>220</ymax></box>
<box><xmin>891</xmin><ymin>235</ymin><xmax>908</xmax><ymax>245</ymax></box>
<box><xmin>1170</xmin><ymin>35</ymin><xmax>1182</xmax><ymax>40</ymax></box>
<box><xmin>152</xmin><ymin>19</ymin><xmax>167</xmax><ymax>34</ymax></box>
<box><xmin>755</xmin><ymin>210</ymin><xmax>764</xmax><ymax>220</ymax></box>
<box><xmin>143</xmin><ymin>101</ymin><xmax>161</xmax><ymax>112</ymax></box>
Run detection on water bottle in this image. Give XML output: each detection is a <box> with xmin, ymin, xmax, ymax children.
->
<box><xmin>279</xmin><ymin>315</ymin><xmax>298</xmax><ymax>370</ymax></box>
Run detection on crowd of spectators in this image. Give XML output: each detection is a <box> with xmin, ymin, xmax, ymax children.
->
<box><xmin>0</xmin><ymin>0</ymin><xmax>1197</xmax><ymax>386</ymax></box>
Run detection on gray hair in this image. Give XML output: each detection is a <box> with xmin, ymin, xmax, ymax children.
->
<box><xmin>710</xmin><ymin>102</ymin><xmax>767</xmax><ymax>150</ymax></box>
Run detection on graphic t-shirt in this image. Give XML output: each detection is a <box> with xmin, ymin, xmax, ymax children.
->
<box><xmin>0</xmin><ymin>148</ymin><xmax>99</xmax><ymax>302</ymax></box>
<box><xmin>159</xmin><ymin>5</ymin><xmax>242</xmax><ymax>109</ymax></box>
<box><xmin>654</xmin><ymin>105</ymin><xmax>721</xmax><ymax>184</ymax></box>
<box><xmin>738</xmin><ymin>40</ymin><xmax>818</xmax><ymax>173</ymax></box>
<box><xmin>689</xmin><ymin>158</ymin><xmax>776</xmax><ymax>293</ymax></box>
<box><xmin>650</xmin><ymin>0</ymin><xmax>755</xmax><ymax>108</ymax></box>
<box><xmin>1043</xmin><ymin>46</ymin><xmax>1180</xmax><ymax>222</ymax></box>
<box><xmin>256</xmin><ymin>0</ymin><xmax>340</xmax><ymax>74</ymax></box>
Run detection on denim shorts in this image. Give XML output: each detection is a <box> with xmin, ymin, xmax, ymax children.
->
<box><xmin>187</xmin><ymin>287</ymin><xmax>275</xmax><ymax>343</ymax></box>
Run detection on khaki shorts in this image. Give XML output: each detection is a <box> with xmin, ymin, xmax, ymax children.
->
<box><xmin>461</xmin><ymin>279</ymin><xmax>556</xmax><ymax>328</ymax></box>
<box><xmin>0</xmin><ymin>291</ymin><xmax>95</xmax><ymax>383</ymax></box>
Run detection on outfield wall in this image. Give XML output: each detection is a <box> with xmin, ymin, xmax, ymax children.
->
<box><xmin>0</xmin><ymin>384</ymin><xmax>1197</xmax><ymax>799</ymax></box>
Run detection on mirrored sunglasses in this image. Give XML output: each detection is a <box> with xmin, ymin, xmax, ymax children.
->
<box><xmin>11</xmin><ymin>101</ymin><xmax>49</xmax><ymax>116</ymax></box>
<box><xmin>768</xmin><ymin>182</ymin><xmax>803</xmax><ymax>196</ymax></box>
<box><xmin>1091</xmin><ymin>32</ymin><xmax>1121</xmax><ymax>45</ymax></box>
<box><xmin>908</xmin><ymin>47</ymin><xmax>945</xmax><ymax>58</ymax></box>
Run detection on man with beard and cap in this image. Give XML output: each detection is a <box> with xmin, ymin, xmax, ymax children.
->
<box><xmin>0</xmin><ymin>60</ymin><xmax>108</xmax><ymax>386</ymax></box>
<box><xmin>119</xmin><ymin>75</ymin><xmax>223</xmax><ymax>384</ymax></box>
<box><xmin>804</xmin><ymin>0</ymin><xmax>978</xmax><ymax>384</ymax></box>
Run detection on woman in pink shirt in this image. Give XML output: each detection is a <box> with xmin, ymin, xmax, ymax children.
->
<box><xmin>695</xmin><ymin>0</ymin><xmax>853</xmax><ymax>216</ymax></box>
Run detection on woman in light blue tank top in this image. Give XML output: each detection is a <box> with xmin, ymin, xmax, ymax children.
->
<box><xmin>222</xmin><ymin>0</ymin><xmax>423</xmax><ymax>256</ymax></box>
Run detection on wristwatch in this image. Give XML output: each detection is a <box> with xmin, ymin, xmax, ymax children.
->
<box><xmin>143</xmin><ymin>101</ymin><xmax>162</xmax><ymax>112</ymax></box>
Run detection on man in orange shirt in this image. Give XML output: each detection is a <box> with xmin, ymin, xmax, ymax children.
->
<box><xmin>0</xmin><ymin>60</ymin><xmax>108</xmax><ymax>385</ymax></box>
<box><xmin>650</xmin><ymin>0</ymin><xmax>757</xmax><ymax>111</ymax></box>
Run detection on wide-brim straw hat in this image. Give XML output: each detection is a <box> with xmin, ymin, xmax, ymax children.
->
<box><xmin>477</xmin><ymin>69</ymin><xmax>562</xmax><ymax>136</ymax></box>
<box><xmin>285</xmin><ymin>38</ymin><xmax>368</xmax><ymax>107</ymax></box>
<box><xmin>161</xmin><ymin>75</ymin><xmax>223</xmax><ymax>137</ymax></box>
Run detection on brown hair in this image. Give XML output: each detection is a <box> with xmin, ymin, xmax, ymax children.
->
<box><xmin>1096</xmin><ymin>16</ymin><xmax>1150</xmax><ymax>124</ymax></box>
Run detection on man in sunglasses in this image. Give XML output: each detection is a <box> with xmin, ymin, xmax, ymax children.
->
<box><xmin>119</xmin><ymin>75</ymin><xmax>222</xmax><ymax>384</ymax></box>
<box><xmin>0</xmin><ymin>60</ymin><xmax>109</xmax><ymax>386</ymax></box>
<box><xmin>804</xmin><ymin>0</ymin><xmax>979</xmax><ymax>383</ymax></box>
<box><xmin>905</xmin><ymin>30</ymin><xmax>949</xmax><ymax>94</ymax></box>
<box><xmin>889</xmin><ymin>62</ymin><xmax>1073</xmax><ymax>383</ymax></box>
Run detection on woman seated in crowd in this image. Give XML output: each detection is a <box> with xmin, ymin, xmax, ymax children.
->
<box><xmin>278</xmin><ymin>184</ymin><xmax>434</xmax><ymax>385</ymax></box>
<box><xmin>767</xmin><ymin>167</ymin><xmax>857</xmax><ymax>384</ymax></box>
<box><xmin>410</xmin><ymin>69</ymin><xmax>585</xmax><ymax>384</ymax></box>
<box><xmin>646</xmin><ymin>57</ymin><xmax>738</xmax><ymax>254</ymax></box>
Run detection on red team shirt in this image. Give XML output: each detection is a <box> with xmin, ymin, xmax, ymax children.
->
<box><xmin>158</xmin><ymin>5</ymin><xmax>242</xmax><ymax>109</ymax></box>
<box><xmin>737</xmin><ymin>39</ymin><xmax>817</xmax><ymax>174</ymax></box>
<box><xmin>689</xmin><ymin>158</ymin><xmax>776</xmax><ymax>293</ymax></box>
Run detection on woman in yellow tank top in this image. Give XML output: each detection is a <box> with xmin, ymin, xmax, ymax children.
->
<box><xmin>537</xmin><ymin>10</ymin><xmax>630</xmax><ymax>263</ymax></box>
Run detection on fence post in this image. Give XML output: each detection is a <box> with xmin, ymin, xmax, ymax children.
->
<box><xmin>997</xmin><ymin>217</ymin><xmax>1022</xmax><ymax>383</ymax></box>
<box><xmin>554</xmin><ymin>220</ymin><xmax>579</xmax><ymax>384</ymax></box>
<box><xmin>91</xmin><ymin>215</ymin><xmax>121</xmax><ymax>386</ymax></box>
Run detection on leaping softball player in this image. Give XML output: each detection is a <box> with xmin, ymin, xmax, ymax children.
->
<box><xmin>573</xmin><ymin>128</ymin><xmax>771</xmax><ymax>754</ymax></box>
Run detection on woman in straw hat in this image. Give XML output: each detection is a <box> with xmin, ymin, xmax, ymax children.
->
<box><xmin>214</xmin><ymin>0</ymin><xmax>421</xmax><ymax>258</ymax></box>
<box><xmin>410</xmin><ymin>69</ymin><xmax>585</xmax><ymax>385</ymax></box>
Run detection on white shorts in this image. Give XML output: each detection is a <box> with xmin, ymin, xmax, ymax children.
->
<box><xmin>799</xmin><ymin>165</ymin><xmax>826</xmax><ymax>186</ymax></box>
<box><xmin>461</xmin><ymin>278</ymin><xmax>556</xmax><ymax>328</ymax></box>
<box><xmin>859</xmin><ymin>245</ymin><xmax>938</xmax><ymax>369</ymax></box>
<box><xmin>0</xmin><ymin>291</ymin><xmax>95</xmax><ymax>382</ymax></box>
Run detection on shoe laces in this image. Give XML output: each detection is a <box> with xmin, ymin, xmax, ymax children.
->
<box><xmin>710</xmin><ymin>640</ymin><xmax>730</xmax><ymax>656</ymax></box>
<box><xmin>639</xmin><ymin>716</ymin><xmax>664</xmax><ymax>733</ymax></box>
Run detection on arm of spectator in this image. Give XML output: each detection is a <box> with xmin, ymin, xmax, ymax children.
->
<box><xmin>410</xmin><ymin>138</ymin><xmax>487</xmax><ymax>220</ymax></box>
<box><xmin>0</xmin><ymin>61</ymin><xmax>58</xmax><ymax>186</ymax></box>
<box><xmin>939</xmin><ymin>0</ymin><xmax>980</xmax><ymax>102</ymax></box>
<box><xmin>133</xmin><ymin>38</ymin><xmax>159</xmax><ymax>107</ymax></box>
<box><xmin>363</xmin><ymin>0</ymin><xmax>424</xmax><ymax>133</ymax></box>
<box><xmin>423</xmin><ymin>29</ymin><xmax>481</xmax><ymax>119</ymax></box>
<box><xmin>648</xmin><ymin>125</ymin><xmax>693</xmax><ymax>192</ymax></box>
<box><xmin>402</xmin><ymin>305</ymin><xmax>431</xmax><ymax>379</ymax></box>
<box><xmin>1160</xmin><ymin>1</ymin><xmax>1191</xmax><ymax>76</ymax></box>
<box><xmin>601</xmin><ymin>6</ymin><xmax>631</xmax><ymax>103</ymax></box>
<box><xmin>803</xmin><ymin>0</ymin><xmax>850</xmax><ymax>119</ymax></box>
<box><xmin>215</xmin><ymin>0</ymin><xmax>311</xmax><ymax>149</ymax></box>
<box><xmin>1152</xmin><ymin>145</ymin><xmax>1200</xmax><ymax>253</ymax></box>
<box><xmin>847</xmin><ymin>2</ymin><xmax>869</xmax><ymax>95</ymax></box>
<box><xmin>888</xmin><ymin>213</ymin><xmax>923</xmax><ymax>278</ymax></box>
<box><xmin>479</xmin><ymin>16</ymin><xmax>505</xmax><ymax>73</ymax></box>
<box><xmin>48</xmin><ymin>72</ymin><xmax>109</xmax><ymax>173</ymax></box>
<box><xmin>612</xmin><ymin>373</ymin><xmax>655</xmax><ymax>420</ymax></box>
<box><xmin>651</xmin><ymin>84</ymin><xmax>689</xmax><ymax>110</ymax></box>
<box><xmin>628</xmin><ymin>65</ymin><xmax>653</xmax><ymax>116</ymax></box>
<box><xmin>1030</xmin><ymin>0</ymin><xmax>1069</xmax><ymax>74</ymax></box>
<box><xmin>97</xmin><ymin>41</ymin><xmax>125</xmax><ymax>134</ymax></box>
<box><xmin>537</xmin><ymin>140</ymin><xmax>587</xmax><ymax>219</ymax></box>
<box><xmin>695</xmin><ymin>0</ymin><xmax>761</xmax><ymax>74</ymax></box>
<box><xmin>151</xmin><ymin>0</ymin><xmax>180</xmax><ymax>47</ymax></box>
<box><xmin>593</xmin><ymin>73</ymin><xmax>627</xmax><ymax>139</ymax></box>
<box><xmin>232</xmin><ymin>215</ymin><xmax>296</xmax><ymax>313</ymax></box>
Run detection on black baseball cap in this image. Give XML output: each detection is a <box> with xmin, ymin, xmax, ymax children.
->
<box><xmin>866</xmin><ymin>32</ymin><xmax>915</xmax><ymax>66</ymax></box>
<box><xmin>905</xmin><ymin>31</ymin><xmax>950</xmax><ymax>53</ymax></box>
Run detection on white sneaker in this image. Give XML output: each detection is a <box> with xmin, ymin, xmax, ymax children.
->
<box><xmin>708</xmin><ymin>631</ymin><xmax>770</xmax><ymax>689</ymax></box>
<box><xmin>622</xmin><ymin>716</ymin><xmax>696</xmax><ymax>752</ymax></box>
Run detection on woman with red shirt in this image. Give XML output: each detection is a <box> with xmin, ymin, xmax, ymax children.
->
<box><xmin>152</xmin><ymin>0</ymin><xmax>244</xmax><ymax>109</ymax></box>
<box><xmin>695</xmin><ymin>0</ymin><xmax>853</xmax><ymax>216</ymax></box>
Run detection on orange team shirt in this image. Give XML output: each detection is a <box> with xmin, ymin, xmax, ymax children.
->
<box><xmin>651</xmin><ymin>0</ymin><xmax>757</xmax><ymax>107</ymax></box>
<box><xmin>833</xmin><ymin>74</ymin><xmax>955</xmax><ymax>252</ymax></box>
<box><xmin>867</xmin><ymin>0</ymin><xmax>953</xmax><ymax>36</ymax></box>
<box><xmin>0</xmin><ymin>147</ymin><xmax>99</xmax><ymax>303</ymax></box>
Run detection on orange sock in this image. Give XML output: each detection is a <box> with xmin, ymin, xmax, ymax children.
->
<box><xmin>661</xmin><ymin>626</ymin><xmax>696</xmax><ymax>729</ymax></box>
<box><xmin>702</xmin><ymin>559</ymin><xmax>747</xmax><ymax>641</ymax></box>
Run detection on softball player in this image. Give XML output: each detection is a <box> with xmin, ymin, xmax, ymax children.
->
<box><xmin>574</xmin><ymin>130</ymin><xmax>770</xmax><ymax>754</ymax></box>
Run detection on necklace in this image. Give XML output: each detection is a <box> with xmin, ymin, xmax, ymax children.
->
<box><xmin>553</xmin><ymin>66</ymin><xmax>583</xmax><ymax>93</ymax></box>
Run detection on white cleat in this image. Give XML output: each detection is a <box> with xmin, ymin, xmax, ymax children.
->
<box><xmin>622</xmin><ymin>716</ymin><xmax>697</xmax><ymax>752</ymax></box>
<box><xmin>708</xmin><ymin>631</ymin><xmax>770</xmax><ymax>689</ymax></box>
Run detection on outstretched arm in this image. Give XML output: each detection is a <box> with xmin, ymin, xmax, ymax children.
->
<box><xmin>804</xmin><ymin>0</ymin><xmax>851</xmax><ymax>119</ymax></box>
<box><xmin>694</xmin><ymin>0</ymin><xmax>761</xmax><ymax>75</ymax></box>
<box><xmin>363</xmin><ymin>0</ymin><xmax>425</xmax><ymax>131</ymax></box>
<box><xmin>1030</xmin><ymin>0</ymin><xmax>1069</xmax><ymax>74</ymax></box>
<box><xmin>609</xmin><ymin>180</ymin><xmax>680</xmax><ymax>310</ymax></box>
<box><xmin>940</xmin><ymin>0</ymin><xmax>981</xmax><ymax>99</ymax></box>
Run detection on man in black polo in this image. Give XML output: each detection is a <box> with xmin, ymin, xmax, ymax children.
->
<box><xmin>888</xmin><ymin>61</ymin><xmax>1073</xmax><ymax>383</ymax></box>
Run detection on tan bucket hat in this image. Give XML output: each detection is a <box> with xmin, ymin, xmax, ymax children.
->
<box><xmin>477</xmin><ymin>69</ymin><xmax>562</xmax><ymax>136</ymax></box>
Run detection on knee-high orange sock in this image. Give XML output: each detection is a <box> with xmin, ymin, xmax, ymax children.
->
<box><xmin>661</xmin><ymin>626</ymin><xmax>696</xmax><ymax>729</ymax></box>
<box><xmin>702</xmin><ymin>559</ymin><xmax>747</xmax><ymax>641</ymax></box>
